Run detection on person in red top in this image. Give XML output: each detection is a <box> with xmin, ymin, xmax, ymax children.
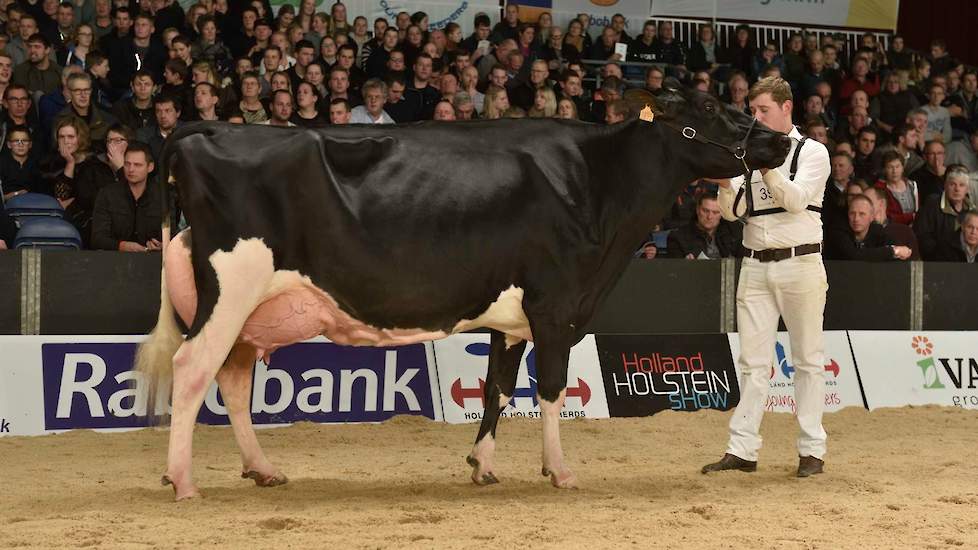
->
<box><xmin>839</xmin><ymin>57</ymin><xmax>880</xmax><ymax>104</ymax></box>
<box><xmin>875</xmin><ymin>150</ymin><xmax>919</xmax><ymax>226</ymax></box>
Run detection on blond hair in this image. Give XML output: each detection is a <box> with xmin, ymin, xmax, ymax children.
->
<box><xmin>749</xmin><ymin>76</ymin><xmax>792</xmax><ymax>106</ymax></box>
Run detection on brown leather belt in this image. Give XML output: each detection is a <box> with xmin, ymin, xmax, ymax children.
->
<box><xmin>743</xmin><ymin>243</ymin><xmax>822</xmax><ymax>263</ymax></box>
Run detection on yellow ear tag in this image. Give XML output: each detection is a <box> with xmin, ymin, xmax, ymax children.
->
<box><xmin>640</xmin><ymin>105</ymin><xmax>654</xmax><ymax>123</ymax></box>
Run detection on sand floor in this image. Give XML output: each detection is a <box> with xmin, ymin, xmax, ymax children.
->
<box><xmin>1</xmin><ymin>406</ymin><xmax>976</xmax><ymax>549</ymax></box>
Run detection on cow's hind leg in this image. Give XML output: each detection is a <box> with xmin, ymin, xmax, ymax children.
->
<box><xmin>163</xmin><ymin>239</ymin><xmax>275</xmax><ymax>501</ymax></box>
<box><xmin>467</xmin><ymin>330</ymin><xmax>526</xmax><ymax>485</ymax></box>
<box><xmin>532</xmin><ymin>321</ymin><xmax>576</xmax><ymax>489</ymax></box>
<box><xmin>216</xmin><ymin>343</ymin><xmax>287</xmax><ymax>488</ymax></box>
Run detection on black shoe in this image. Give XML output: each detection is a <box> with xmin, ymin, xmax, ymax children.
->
<box><xmin>797</xmin><ymin>456</ymin><xmax>824</xmax><ymax>478</ymax></box>
<box><xmin>701</xmin><ymin>453</ymin><xmax>757</xmax><ymax>474</ymax></box>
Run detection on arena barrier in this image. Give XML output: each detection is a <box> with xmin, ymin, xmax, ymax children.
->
<box><xmin>1</xmin><ymin>330</ymin><xmax>976</xmax><ymax>436</ymax></box>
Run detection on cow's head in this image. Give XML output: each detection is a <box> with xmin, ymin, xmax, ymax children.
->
<box><xmin>628</xmin><ymin>87</ymin><xmax>791</xmax><ymax>178</ymax></box>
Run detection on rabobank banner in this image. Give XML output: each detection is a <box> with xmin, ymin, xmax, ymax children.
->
<box><xmin>1</xmin><ymin>336</ymin><xmax>442</xmax><ymax>437</ymax></box>
<box><xmin>650</xmin><ymin>0</ymin><xmax>900</xmax><ymax>31</ymax></box>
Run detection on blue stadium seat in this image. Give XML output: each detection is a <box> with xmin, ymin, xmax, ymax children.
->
<box><xmin>13</xmin><ymin>218</ymin><xmax>82</xmax><ymax>249</ymax></box>
<box><xmin>4</xmin><ymin>193</ymin><xmax>64</xmax><ymax>222</ymax></box>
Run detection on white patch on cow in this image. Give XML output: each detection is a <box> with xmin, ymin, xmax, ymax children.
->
<box><xmin>453</xmin><ymin>285</ymin><xmax>532</xmax><ymax>347</ymax></box>
<box><xmin>498</xmin><ymin>393</ymin><xmax>510</xmax><ymax>409</ymax></box>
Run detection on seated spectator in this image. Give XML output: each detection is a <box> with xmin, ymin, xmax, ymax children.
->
<box><xmin>590</xmin><ymin>76</ymin><xmax>622</xmax><ymax>124</ymax></box>
<box><xmin>328</xmin><ymin>97</ymin><xmax>352</xmax><ymax>124</ymax></box>
<box><xmin>634</xmin><ymin>238</ymin><xmax>657</xmax><ymax>260</ymax></box>
<box><xmin>824</xmin><ymin>194</ymin><xmax>911</xmax><ymax>261</ymax></box>
<box><xmin>112</xmin><ymin>71</ymin><xmax>156</xmax><ymax>131</ymax></box>
<box><xmin>948</xmin><ymin>70</ymin><xmax>977</xmax><ymax>136</ymax></box>
<box><xmin>927</xmin><ymin>39</ymin><xmax>959</xmax><ymax>78</ymax></box>
<box><xmin>54</xmin><ymin>72</ymin><xmax>115</xmax><ymax>147</ymax></box>
<box><xmin>604</xmin><ymin>99</ymin><xmax>629</xmax><ymax>125</ymax></box>
<box><xmin>915</xmin><ymin>166</ymin><xmax>975</xmax><ymax>260</ymax></box>
<box><xmin>687</xmin><ymin>23</ymin><xmax>727</xmax><ymax>75</ymax></box>
<box><xmin>86</xmin><ymin>51</ymin><xmax>118</xmax><ymax>111</ymax></box>
<box><xmin>853</xmin><ymin>127</ymin><xmax>881</xmax><ymax>182</ymax></box>
<box><xmin>838</xmin><ymin>57</ymin><xmax>880</xmax><ymax>105</ymax></box>
<box><xmin>935</xmin><ymin>210</ymin><xmax>978</xmax><ymax>262</ymax></box>
<box><xmin>880</xmin><ymin>124</ymin><xmax>925</xmax><ymax>177</ymax></box>
<box><xmin>824</xmin><ymin>152</ymin><xmax>854</xmax><ymax>229</ymax></box>
<box><xmin>192</xmin><ymin>82</ymin><xmax>221</xmax><ymax>121</ymax></box>
<box><xmin>870</xmin><ymin>72</ymin><xmax>918</xmax><ymax>138</ymax></box>
<box><xmin>90</xmin><ymin>141</ymin><xmax>162</xmax><ymax>252</ymax></box>
<box><xmin>946</xmin><ymin>126</ymin><xmax>978</xmax><ymax>173</ymax></box>
<box><xmin>237</xmin><ymin>72</ymin><xmax>269</xmax><ymax>124</ymax></box>
<box><xmin>0</xmin><ymin>125</ymin><xmax>43</xmax><ymax>200</ymax></box>
<box><xmin>326</xmin><ymin>66</ymin><xmax>363</xmax><ymax>110</ymax></box>
<box><xmin>383</xmin><ymin>73</ymin><xmax>417</xmax><ymax>123</ymax></box>
<box><xmin>528</xmin><ymin>87</ymin><xmax>556</xmax><ymax>118</ymax></box>
<box><xmin>875</xmin><ymin>150</ymin><xmax>919</xmax><ymax>225</ymax></box>
<box><xmin>162</xmin><ymin>59</ymin><xmax>194</xmax><ymax>120</ymax></box>
<box><xmin>404</xmin><ymin>54</ymin><xmax>439</xmax><ymax>120</ymax></box>
<box><xmin>12</xmin><ymin>33</ymin><xmax>61</xmax><ymax>96</ymax></box>
<box><xmin>137</xmin><ymin>95</ymin><xmax>182</xmax><ymax>162</ymax></box>
<box><xmin>290</xmin><ymin>82</ymin><xmax>327</xmax><ymax>127</ymax></box>
<box><xmin>261</xmin><ymin>89</ymin><xmax>296</xmax><ymax>127</ymax></box>
<box><xmin>803</xmin><ymin>117</ymin><xmax>830</xmax><ymax>146</ymax></box>
<box><xmin>1</xmin><ymin>85</ymin><xmax>46</xmax><ymax>156</ymax></box>
<box><xmin>559</xmin><ymin>69</ymin><xmax>589</xmax><ymax>121</ymax></box>
<box><xmin>453</xmin><ymin>92</ymin><xmax>476</xmax><ymax>120</ymax></box>
<box><xmin>432</xmin><ymin>100</ymin><xmax>455</xmax><ymax>121</ymax></box>
<box><xmin>459</xmin><ymin>66</ymin><xmax>484</xmax><ymax>116</ymax></box>
<box><xmin>834</xmin><ymin>106</ymin><xmax>871</xmax><ymax>145</ymax></box>
<box><xmin>193</xmin><ymin>15</ymin><xmax>232</xmax><ymax>75</ymax></box>
<box><xmin>38</xmin><ymin>65</ymin><xmax>84</xmax><ymax>141</ymax></box>
<box><xmin>910</xmin><ymin>140</ymin><xmax>948</xmax><ymax>199</ymax></box>
<box><xmin>922</xmin><ymin>83</ymin><xmax>952</xmax><ymax>143</ymax></box>
<box><xmin>667</xmin><ymin>194</ymin><xmax>742</xmax><ymax>259</ymax></box>
<box><xmin>865</xmin><ymin>186</ymin><xmax>921</xmax><ymax>260</ymax></box>
<box><xmin>482</xmin><ymin>85</ymin><xmax>509</xmax><ymax>120</ymax></box>
<box><xmin>752</xmin><ymin>41</ymin><xmax>783</xmax><ymax>82</ymax></box>
<box><xmin>725</xmin><ymin>73</ymin><xmax>749</xmax><ymax>115</ymax></box>
<box><xmin>350</xmin><ymin>78</ymin><xmax>394</xmax><ymax>124</ymax></box>
<box><xmin>49</xmin><ymin>119</ymin><xmax>125</xmax><ymax>246</ymax></box>
<box><xmin>556</xmin><ymin>97</ymin><xmax>577</xmax><ymax>120</ymax></box>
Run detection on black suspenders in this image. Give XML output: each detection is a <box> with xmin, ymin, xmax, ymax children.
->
<box><xmin>736</xmin><ymin>136</ymin><xmax>823</xmax><ymax>219</ymax></box>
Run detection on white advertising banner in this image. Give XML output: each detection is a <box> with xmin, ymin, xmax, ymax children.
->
<box><xmin>547</xmin><ymin>0</ymin><xmax>652</xmax><ymax>40</ymax></box>
<box><xmin>0</xmin><ymin>336</ymin><xmax>442</xmax><ymax>437</ymax></box>
<box><xmin>848</xmin><ymin>332</ymin><xmax>978</xmax><ymax>410</ymax></box>
<box><xmin>727</xmin><ymin>331</ymin><xmax>864</xmax><ymax>413</ymax></box>
<box><xmin>433</xmin><ymin>334</ymin><xmax>609</xmax><ymax>424</ymax></box>
<box><xmin>650</xmin><ymin>0</ymin><xmax>899</xmax><ymax>31</ymax></box>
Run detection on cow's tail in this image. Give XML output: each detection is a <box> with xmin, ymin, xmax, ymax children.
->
<box><xmin>133</xmin><ymin>139</ymin><xmax>182</xmax><ymax>424</ymax></box>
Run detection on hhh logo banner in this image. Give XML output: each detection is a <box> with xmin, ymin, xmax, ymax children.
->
<box><xmin>851</xmin><ymin>332</ymin><xmax>978</xmax><ymax>410</ymax></box>
<box><xmin>40</xmin><ymin>340</ymin><xmax>441</xmax><ymax>431</ymax></box>
<box><xmin>432</xmin><ymin>334</ymin><xmax>608</xmax><ymax>424</ymax></box>
<box><xmin>728</xmin><ymin>331</ymin><xmax>864</xmax><ymax>413</ymax></box>
<box><xmin>597</xmin><ymin>334</ymin><xmax>739</xmax><ymax>416</ymax></box>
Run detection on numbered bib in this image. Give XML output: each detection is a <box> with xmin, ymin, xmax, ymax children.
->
<box><xmin>748</xmin><ymin>172</ymin><xmax>782</xmax><ymax>214</ymax></box>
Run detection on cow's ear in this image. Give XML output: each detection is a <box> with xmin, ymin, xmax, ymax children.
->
<box><xmin>623</xmin><ymin>88</ymin><xmax>659</xmax><ymax>118</ymax></box>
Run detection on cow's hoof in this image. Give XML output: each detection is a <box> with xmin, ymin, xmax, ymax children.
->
<box><xmin>162</xmin><ymin>475</ymin><xmax>201</xmax><ymax>501</ymax></box>
<box><xmin>466</xmin><ymin>455</ymin><xmax>500</xmax><ymax>486</ymax></box>
<box><xmin>542</xmin><ymin>467</ymin><xmax>577</xmax><ymax>489</ymax></box>
<box><xmin>242</xmin><ymin>470</ymin><xmax>289</xmax><ymax>487</ymax></box>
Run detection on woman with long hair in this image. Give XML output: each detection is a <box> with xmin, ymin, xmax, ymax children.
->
<box><xmin>535</xmin><ymin>12</ymin><xmax>553</xmax><ymax>47</ymax></box>
<box><xmin>403</xmin><ymin>25</ymin><xmax>424</xmax><ymax>68</ymax></box>
<box><xmin>331</xmin><ymin>2</ymin><xmax>350</xmax><ymax>36</ymax></box>
<box><xmin>482</xmin><ymin>85</ymin><xmax>510</xmax><ymax>120</ymax></box>
<box><xmin>318</xmin><ymin>35</ymin><xmax>338</xmax><ymax>67</ymax></box>
<box><xmin>563</xmin><ymin>19</ymin><xmax>588</xmax><ymax>56</ymax></box>
<box><xmin>63</xmin><ymin>24</ymin><xmax>95</xmax><ymax>68</ymax></box>
<box><xmin>556</xmin><ymin>97</ymin><xmax>578</xmax><ymax>119</ymax></box>
<box><xmin>304</xmin><ymin>61</ymin><xmax>328</xmax><ymax>99</ymax></box>
<box><xmin>444</xmin><ymin>22</ymin><xmax>462</xmax><ymax>53</ymax></box>
<box><xmin>275</xmin><ymin>4</ymin><xmax>295</xmax><ymax>33</ymax></box>
<box><xmin>528</xmin><ymin>87</ymin><xmax>557</xmax><ymax>118</ymax></box>
<box><xmin>192</xmin><ymin>15</ymin><xmax>232</xmax><ymax>75</ymax></box>
<box><xmin>297</xmin><ymin>0</ymin><xmax>316</xmax><ymax>32</ymax></box>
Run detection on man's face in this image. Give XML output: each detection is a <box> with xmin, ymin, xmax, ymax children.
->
<box><xmin>601</xmin><ymin>28</ymin><xmax>615</xmax><ymax>46</ymax></box>
<box><xmin>900</xmin><ymin>128</ymin><xmax>919</xmax><ymax>150</ymax></box>
<box><xmin>134</xmin><ymin>17</ymin><xmax>153</xmax><ymax>39</ymax></box>
<box><xmin>4</xmin><ymin>88</ymin><xmax>29</xmax><ymax>117</ymax></box>
<box><xmin>911</xmin><ymin>112</ymin><xmax>927</xmax><ymax>133</ymax></box>
<box><xmin>19</xmin><ymin>17</ymin><xmax>37</xmax><ymax>40</ymax></box>
<box><xmin>660</xmin><ymin>22</ymin><xmax>673</xmax><ymax>40</ymax></box>
<box><xmin>388</xmin><ymin>81</ymin><xmax>404</xmax><ymax>102</ymax></box>
<box><xmin>563</xmin><ymin>75</ymin><xmax>582</xmax><ymax>97</ymax></box>
<box><xmin>454</xmin><ymin>54</ymin><xmax>469</xmax><ymax>72</ymax></box>
<box><xmin>387</xmin><ymin>52</ymin><xmax>404</xmax><ymax>71</ymax></box>
<box><xmin>0</xmin><ymin>57</ymin><xmax>12</xmax><ymax>83</ymax></box>
<box><xmin>892</xmin><ymin>37</ymin><xmax>904</xmax><ymax>51</ymax></box>
<box><xmin>848</xmin><ymin>200</ymin><xmax>873</xmax><ymax>234</ymax></box>
<box><xmin>68</xmin><ymin>79</ymin><xmax>91</xmax><ymax>108</ymax></box>
<box><xmin>946</xmin><ymin>176</ymin><xmax>968</xmax><ymax>202</ymax></box>
<box><xmin>373</xmin><ymin>19</ymin><xmax>387</xmax><ymax>38</ymax></box>
<box><xmin>329</xmin><ymin>71</ymin><xmax>348</xmax><ymax>94</ymax></box>
<box><xmin>124</xmin><ymin>151</ymin><xmax>153</xmax><ymax>184</ymax></box>
<box><xmin>809</xmin><ymin>124</ymin><xmax>827</xmax><ymax>144</ymax></box>
<box><xmin>645</xmin><ymin>70</ymin><xmax>662</xmax><ymax>90</ymax></box>
<box><xmin>433</xmin><ymin>102</ymin><xmax>454</xmax><ymax>120</ymax></box>
<box><xmin>263</xmin><ymin>49</ymin><xmax>281</xmax><ymax>71</ymax></box>
<box><xmin>851</xmin><ymin>90</ymin><xmax>868</xmax><ymax>111</ymax></box>
<box><xmin>884</xmin><ymin>159</ymin><xmax>903</xmax><ymax>182</ymax></box>
<box><xmin>272</xmin><ymin>93</ymin><xmax>292</xmax><ymax>121</ymax></box>
<box><xmin>928</xmin><ymin>86</ymin><xmax>945</xmax><ymax>106</ymax></box>
<box><xmin>805</xmin><ymin>95</ymin><xmax>822</xmax><ymax>114</ymax></box>
<box><xmin>242</xmin><ymin>11</ymin><xmax>256</xmax><ymax>29</ymax></box>
<box><xmin>194</xmin><ymin>85</ymin><xmax>218</xmax><ymax>111</ymax></box>
<box><xmin>255</xmin><ymin>24</ymin><xmax>271</xmax><ymax>41</ymax></box>
<box><xmin>329</xmin><ymin>104</ymin><xmax>350</xmax><ymax>124</ymax></box>
<box><xmin>963</xmin><ymin>216</ymin><xmax>978</xmax><ymax>247</ymax></box>
<box><xmin>395</xmin><ymin>12</ymin><xmax>409</xmax><ymax>29</ymax></box>
<box><xmin>930</xmin><ymin>44</ymin><xmax>945</xmax><ymax>59</ymax></box>
<box><xmin>363</xmin><ymin>86</ymin><xmax>384</xmax><ymax>115</ymax></box>
<box><xmin>490</xmin><ymin>68</ymin><xmax>507</xmax><ymax>89</ymax></box>
<box><xmin>414</xmin><ymin>58</ymin><xmax>431</xmax><ymax>82</ymax></box>
<box><xmin>338</xmin><ymin>48</ymin><xmax>355</xmax><ymax>69</ymax></box>
<box><xmin>132</xmin><ymin>75</ymin><xmax>154</xmax><ymax>100</ymax></box>
<box><xmin>809</xmin><ymin>51</ymin><xmax>824</xmax><ymax>72</ymax></box>
<box><xmin>750</xmin><ymin>93</ymin><xmax>790</xmax><ymax>133</ymax></box>
<box><xmin>603</xmin><ymin>63</ymin><xmax>622</xmax><ymax>80</ymax></box>
<box><xmin>475</xmin><ymin>24</ymin><xmax>489</xmax><ymax>40</ymax></box>
<box><xmin>857</xmin><ymin>132</ymin><xmax>876</xmax><ymax>156</ymax></box>
<box><xmin>56</xmin><ymin>6</ymin><xmax>73</xmax><ymax>28</ymax></box>
<box><xmin>6</xmin><ymin>131</ymin><xmax>31</xmax><ymax>156</ymax></box>
<box><xmin>7</xmin><ymin>11</ymin><xmax>20</xmax><ymax>36</ymax></box>
<box><xmin>530</xmin><ymin>62</ymin><xmax>548</xmax><ymax>85</ymax></box>
<box><xmin>849</xmin><ymin>110</ymin><xmax>868</xmax><ymax>131</ymax></box>
<box><xmin>505</xmin><ymin>4</ymin><xmax>518</xmax><ymax>24</ymax></box>
<box><xmin>155</xmin><ymin>101</ymin><xmax>178</xmax><ymax>130</ymax></box>
<box><xmin>963</xmin><ymin>74</ymin><xmax>977</xmax><ymax>94</ymax></box>
<box><xmin>696</xmin><ymin>198</ymin><xmax>721</xmax><ymax>232</ymax></box>
<box><xmin>832</xmin><ymin>156</ymin><xmax>853</xmax><ymax>181</ymax></box>
<box><xmin>611</xmin><ymin>15</ymin><xmax>625</xmax><ymax>32</ymax></box>
<box><xmin>456</xmin><ymin>101</ymin><xmax>473</xmax><ymax>119</ymax></box>
<box><xmin>383</xmin><ymin>28</ymin><xmax>399</xmax><ymax>48</ymax></box>
<box><xmin>925</xmin><ymin>144</ymin><xmax>945</xmax><ymax>170</ymax></box>
<box><xmin>27</xmin><ymin>41</ymin><xmax>47</xmax><ymax>64</ymax></box>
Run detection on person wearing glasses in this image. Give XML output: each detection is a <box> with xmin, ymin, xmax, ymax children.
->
<box><xmin>0</xmin><ymin>84</ymin><xmax>44</xmax><ymax>156</ymax></box>
<box><xmin>53</xmin><ymin>72</ymin><xmax>115</xmax><ymax>146</ymax></box>
<box><xmin>0</xmin><ymin>125</ymin><xmax>42</xmax><ymax>201</ymax></box>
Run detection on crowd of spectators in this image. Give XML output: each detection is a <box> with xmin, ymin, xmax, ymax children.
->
<box><xmin>0</xmin><ymin>0</ymin><xmax>973</xmax><ymax>263</ymax></box>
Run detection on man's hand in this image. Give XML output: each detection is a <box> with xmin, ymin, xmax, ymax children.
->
<box><xmin>0</xmin><ymin>239</ymin><xmax>7</xmax><ymax>250</ymax></box>
<box><xmin>146</xmin><ymin>238</ymin><xmax>163</xmax><ymax>251</ymax></box>
<box><xmin>685</xmin><ymin>253</ymin><xmax>695</xmax><ymax>260</ymax></box>
<box><xmin>641</xmin><ymin>244</ymin><xmax>657</xmax><ymax>259</ymax></box>
<box><xmin>893</xmin><ymin>245</ymin><xmax>912</xmax><ymax>260</ymax></box>
<box><xmin>120</xmin><ymin>241</ymin><xmax>148</xmax><ymax>252</ymax></box>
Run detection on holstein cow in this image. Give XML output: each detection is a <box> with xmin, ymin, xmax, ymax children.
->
<box><xmin>136</xmin><ymin>87</ymin><xmax>790</xmax><ymax>500</ymax></box>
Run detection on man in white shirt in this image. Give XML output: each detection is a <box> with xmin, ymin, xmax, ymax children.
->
<box><xmin>701</xmin><ymin>76</ymin><xmax>832</xmax><ymax>478</ymax></box>
<box><xmin>350</xmin><ymin>78</ymin><xmax>395</xmax><ymax>124</ymax></box>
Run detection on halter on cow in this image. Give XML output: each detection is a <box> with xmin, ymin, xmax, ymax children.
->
<box><xmin>135</xmin><ymin>86</ymin><xmax>791</xmax><ymax>500</ymax></box>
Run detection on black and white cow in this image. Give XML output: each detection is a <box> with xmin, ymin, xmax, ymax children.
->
<box><xmin>136</xmin><ymin>87</ymin><xmax>790</xmax><ymax>500</ymax></box>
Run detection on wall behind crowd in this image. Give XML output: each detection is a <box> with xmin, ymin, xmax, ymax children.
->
<box><xmin>897</xmin><ymin>0</ymin><xmax>978</xmax><ymax>67</ymax></box>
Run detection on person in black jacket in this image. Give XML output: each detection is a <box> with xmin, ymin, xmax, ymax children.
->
<box><xmin>935</xmin><ymin>210</ymin><xmax>978</xmax><ymax>262</ymax></box>
<box><xmin>914</xmin><ymin>167</ymin><xmax>974</xmax><ymax>260</ymax></box>
<box><xmin>90</xmin><ymin>141</ymin><xmax>161</xmax><ymax>251</ymax></box>
<box><xmin>687</xmin><ymin>24</ymin><xmax>728</xmax><ymax>74</ymax></box>
<box><xmin>667</xmin><ymin>194</ymin><xmax>742</xmax><ymax>259</ymax></box>
<box><xmin>0</xmin><ymin>203</ymin><xmax>15</xmax><ymax>248</ymax></box>
<box><xmin>824</xmin><ymin>194</ymin><xmax>911</xmax><ymax>261</ymax></box>
<box><xmin>0</xmin><ymin>125</ymin><xmax>44</xmax><ymax>200</ymax></box>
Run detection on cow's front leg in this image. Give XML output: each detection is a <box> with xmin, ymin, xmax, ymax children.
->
<box><xmin>467</xmin><ymin>331</ymin><xmax>525</xmax><ymax>485</ymax></box>
<box><xmin>532</xmin><ymin>322</ymin><xmax>576</xmax><ymax>489</ymax></box>
<box><xmin>216</xmin><ymin>343</ymin><xmax>287</xmax><ymax>488</ymax></box>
